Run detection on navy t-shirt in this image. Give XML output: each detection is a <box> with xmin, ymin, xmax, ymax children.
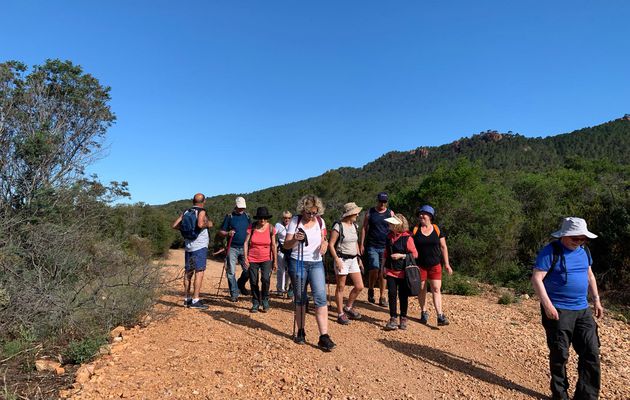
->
<box><xmin>366</xmin><ymin>207</ymin><xmax>393</xmax><ymax>249</ymax></box>
<box><xmin>534</xmin><ymin>241</ymin><xmax>591</xmax><ymax>310</ymax></box>
<box><xmin>220</xmin><ymin>212</ymin><xmax>251</xmax><ymax>247</ymax></box>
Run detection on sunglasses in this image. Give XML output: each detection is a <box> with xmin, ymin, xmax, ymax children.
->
<box><xmin>568</xmin><ymin>236</ymin><xmax>588</xmax><ymax>244</ymax></box>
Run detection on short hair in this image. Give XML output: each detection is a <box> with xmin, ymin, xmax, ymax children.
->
<box><xmin>282</xmin><ymin>211</ymin><xmax>293</xmax><ymax>218</ymax></box>
<box><xmin>390</xmin><ymin>213</ymin><xmax>410</xmax><ymax>234</ymax></box>
<box><xmin>296</xmin><ymin>194</ymin><xmax>325</xmax><ymax>216</ymax></box>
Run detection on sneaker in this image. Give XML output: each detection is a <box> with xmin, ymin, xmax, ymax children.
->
<box><xmin>343</xmin><ymin>306</ymin><xmax>362</xmax><ymax>320</ymax></box>
<box><xmin>399</xmin><ymin>317</ymin><xmax>408</xmax><ymax>330</ymax></box>
<box><xmin>261</xmin><ymin>299</ymin><xmax>270</xmax><ymax>312</ymax></box>
<box><xmin>437</xmin><ymin>314</ymin><xmax>450</xmax><ymax>326</ymax></box>
<box><xmin>189</xmin><ymin>300</ymin><xmax>208</xmax><ymax>309</ymax></box>
<box><xmin>294</xmin><ymin>328</ymin><xmax>306</xmax><ymax>344</ymax></box>
<box><xmin>337</xmin><ymin>314</ymin><xmax>350</xmax><ymax>325</ymax></box>
<box><xmin>367</xmin><ymin>288</ymin><xmax>375</xmax><ymax>304</ymax></box>
<box><xmin>419</xmin><ymin>311</ymin><xmax>429</xmax><ymax>325</ymax></box>
<box><xmin>384</xmin><ymin>317</ymin><xmax>399</xmax><ymax>331</ymax></box>
<box><xmin>183</xmin><ymin>299</ymin><xmax>192</xmax><ymax>308</ymax></box>
<box><xmin>250</xmin><ymin>301</ymin><xmax>260</xmax><ymax>313</ymax></box>
<box><xmin>379</xmin><ymin>297</ymin><xmax>389</xmax><ymax>307</ymax></box>
<box><xmin>317</xmin><ymin>334</ymin><xmax>336</xmax><ymax>352</ymax></box>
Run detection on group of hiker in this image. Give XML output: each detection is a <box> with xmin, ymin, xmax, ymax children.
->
<box><xmin>172</xmin><ymin>192</ymin><xmax>604</xmax><ymax>400</ymax></box>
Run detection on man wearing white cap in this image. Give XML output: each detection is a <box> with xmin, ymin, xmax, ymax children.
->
<box><xmin>220</xmin><ymin>196</ymin><xmax>252</xmax><ymax>302</ymax></box>
<box><xmin>531</xmin><ymin>217</ymin><xmax>603</xmax><ymax>400</ymax></box>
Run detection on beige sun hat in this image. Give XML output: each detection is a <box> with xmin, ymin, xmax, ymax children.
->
<box><xmin>551</xmin><ymin>217</ymin><xmax>598</xmax><ymax>239</ymax></box>
<box><xmin>341</xmin><ymin>202</ymin><xmax>362</xmax><ymax>218</ymax></box>
<box><xmin>384</xmin><ymin>216</ymin><xmax>402</xmax><ymax>225</ymax></box>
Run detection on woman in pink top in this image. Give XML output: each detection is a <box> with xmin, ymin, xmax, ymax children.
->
<box><xmin>244</xmin><ymin>207</ymin><xmax>278</xmax><ymax>313</ymax></box>
<box><xmin>382</xmin><ymin>214</ymin><xmax>418</xmax><ymax>331</ymax></box>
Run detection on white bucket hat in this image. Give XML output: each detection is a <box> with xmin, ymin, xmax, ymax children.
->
<box><xmin>384</xmin><ymin>216</ymin><xmax>402</xmax><ymax>225</ymax></box>
<box><xmin>235</xmin><ymin>196</ymin><xmax>246</xmax><ymax>208</ymax></box>
<box><xmin>551</xmin><ymin>217</ymin><xmax>597</xmax><ymax>239</ymax></box>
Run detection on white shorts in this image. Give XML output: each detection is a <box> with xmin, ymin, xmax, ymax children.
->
<box><xmin>336</xmin><ymin>257</ymin><xmax>361</xmax><ymax>276</ymax></box>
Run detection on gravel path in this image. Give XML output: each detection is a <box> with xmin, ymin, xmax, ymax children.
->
<box><xmin>69</xmin><ymin>250</ymin><xmax>629</xmax><ymax>399</ymax></box>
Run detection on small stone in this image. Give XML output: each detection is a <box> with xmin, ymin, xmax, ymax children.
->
<box><xmin>113</xmin><ymin>336</ymin><xmax>123</xmax><ymax>343</ymax></box>
<box><xmin>55</xmin><ymin>366</ymin><xmax>65</xmax><ymax>375</ymax></box>
<box><xmin>110</xmin><ymin>326</ymin><xmax>125</xmax><ymax>339</ymax></box>
<box><xmin>336</xmin><ymin>365</ymin><xmax>344</xmax><ymax>372</ymax></box>
<box><xmin>35</xmin><ymin>359</ymin><xmax>61</xmax><ymax>372</ymax></box>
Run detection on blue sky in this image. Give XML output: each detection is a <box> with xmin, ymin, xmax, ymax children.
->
<box><xmin>2</xmin><ymin>1</ymin><xmax>629</xmax><ymax>205</ymax></box>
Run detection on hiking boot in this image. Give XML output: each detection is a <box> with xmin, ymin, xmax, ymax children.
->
<box><xmin>189</xmin><ymin>300</ymin><xmax>208</xmax><ymax>309</ymax></box>
<box><xmin>229</xmin><ymin>295</ymin><xmax>238</xmax><ymax>303</ymax></box>
<box><xmin>294</xmin><ymin>328</ymin><xmax>306</xmax><ymax>344</ymax></box>
<box><xmin>250</xmin><ymin>301</ymin><xmax>260</xmax><ymax>313</ymax></box>
<box><xmin>437</xmin><ymin>314</ymin><xmax>450</xmax><ymax>326</ymax></box>
<box><xmin>238</xmin><ymin>282</ymin><xmax>250</xmax><ymax>296</ymax></box>
<box><xmin>343</xmin><ymin>306</ymin><xmax>362</xmax><ymax>320</ymax></box>
<box><xmin>337</xmin><ymin>313</ymin><xmax>350</xmax><ymax>325</ymax></box>
<box><xmin>367</xmin><ymin>288</ymin><xmax>375</xmax><ymax>304</ymax></box>
<box><xmin>384</xmin><ymin>317</ymin><xmax>399</xmax><ymax>331</ymax></box>
<box><xmin>399</xmin><ymin>317</ymin><xmax>408</xmax><ymax>330</ymax></box>
<box><xmin>287</xmin><ymin>289</ymin><xmax>294</xmax><ymax>299</ymax></box>
<box><xmin>379</xmin><ymin>297</ymin><xmax>389</xmax><ymax>307</ymax></box>
<box><xmin>419</xmin><ymin>311</ymin><xmax>429</xmax><ymax>325</ymax></box>
<box><xmin>261</xmin><ymin>299</ymin><xmax>270</xmax><ymax>312</ymax></box>
<box><xmin>183</xmin><ymin>299</ymin><xmax>192</xmax><ymax>308</ymax></box>
<box><xmin>318</xmin><ymin>334</ymin><xmax>336</xmax><ymax>352</ymax></box>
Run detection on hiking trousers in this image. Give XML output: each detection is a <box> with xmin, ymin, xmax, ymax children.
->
<box><xmin>249</xmin><ymin>260</ymin><xmax>272</xmax><ymax>303</ymax></box>
<box><xmin>541</xmin><ymin>307</ymin><xmax>600</xmax><ymax>400</ymax></box>
<box><xmin>227</xmin><ymin>246</ymin><xmax>250</xmax><ymax>297</ymax></box>
<box><xmin>386</xmin><ymin>275</ymin><xmax>409</xmax><ymax>318</ymax></box>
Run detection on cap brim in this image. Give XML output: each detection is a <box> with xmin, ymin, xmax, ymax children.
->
<box><xmin>551</xmin><ymin>230</ymin><xmax>598</xmax><ymax>239</ymax></box>
<box><xmin>384</xmin><ymin>216</ymin><xmax>401</xmax><ymax>225</ymax></box>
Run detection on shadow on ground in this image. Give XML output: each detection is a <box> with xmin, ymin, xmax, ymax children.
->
<box><xmin>378</xmin><ymin>338</ymin><xmax>548</xmax><ymax>399</ymax></box>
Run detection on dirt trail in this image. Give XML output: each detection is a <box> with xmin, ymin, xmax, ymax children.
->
<box><xmin>70</xmin><ymin>250</ymin><xmax>629</xmax><ymax>399</ymax></box>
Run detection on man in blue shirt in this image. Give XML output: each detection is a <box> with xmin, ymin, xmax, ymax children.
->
<box><xmin>531</xmin><ymin>217</ymin><xmax>603</xmax><ymax>400</ymax></box>
<box><xmin>220</xmin><ymin>197</ymin><xmax>252</xmax><ymax>302</ymax></box>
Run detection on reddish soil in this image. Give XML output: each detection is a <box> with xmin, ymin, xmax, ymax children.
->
<box><xmin>68</xmin><ymin>250</ymin><xmax>629</xmax><ymax>399</ymax></box>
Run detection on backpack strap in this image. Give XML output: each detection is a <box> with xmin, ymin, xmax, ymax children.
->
<box><xmin>334</xmin><ymin>221</ymin><xmax>343</xmax><ymax>252</ymax></box>
<box><xmin>584</xmin><ymin>245</ymin><xmax>592</xmax><ymax>266</ymax></box>
<box><xmin>543</xmin><ymin>241</ymin><xmax>564</xmax><ymax>283</ymax></box>
<box><xmin>412</xmin><ymin>224</ymin><xmax>440</xmax><ymax>237</ymax></box>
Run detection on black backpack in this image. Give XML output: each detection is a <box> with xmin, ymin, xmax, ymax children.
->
<box><xmin>543</xmin><ymin>240</ymin><xmax>593</xmax><ymax>285</ymax></box>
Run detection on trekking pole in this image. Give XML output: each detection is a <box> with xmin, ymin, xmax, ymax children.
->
<box><xmin>293</xmin><ymin>242</ymin><xmax>303</xmax><ymax>338</ymax></box>
<box><xmin>216</xmin><ymin>236</ymin><xmax>233</xmax><ymax>296</ymax></box>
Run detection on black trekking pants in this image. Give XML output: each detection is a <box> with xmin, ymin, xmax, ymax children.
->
<box><xmin>248</xmin><ymin>260</ymin><xmax>272</xmax><ymax>304</ymax></box>
<box><xmin>541</xmin><ymin>307</ymin><xmax>600</xmax><ymax>400</ymax></box>
<box><xmin>386</xmin><ymin>275</ymin><xmax>409</xmax><ymax>318</ymax></box>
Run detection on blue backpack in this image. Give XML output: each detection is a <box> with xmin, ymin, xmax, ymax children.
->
<box><xmin>180</xmin><ymin>207</ymin><xmax>205</xmax><ymax>240</ymax></box>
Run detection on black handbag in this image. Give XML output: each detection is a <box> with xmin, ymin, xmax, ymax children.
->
<box><xmin>404</xmin><ymin>254</ymin><xmax>421</xmax><ymax>296</ymax></box>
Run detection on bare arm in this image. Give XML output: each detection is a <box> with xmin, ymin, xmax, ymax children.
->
<box><xmin>587</xmin><ymin>266</ymin><xmax>604</xmax><ymax>318</ymax></box>
<box><xmin>243</xmin><ymin>231</ymin><xmax>251</xmax><ymax>267</ymax></box>
<box><xmin>440</xmin><ymin>237</ymin><xmax>453</xmax><ymax>275</ymax></box>
<box><xmin>531</xmin><ymin>269</ymin><xmax>559</xmax><ymax>320</ymax></box>
<box><xmin>171</xmin><ymin>214</ymin><xmax>183</xmax><ymax>230</ymax></box>
<box><xmin>197</xmin><ymin>210</ymin><xmax>213</xmax><ymax>229</ymax></box>
<box><xmin>271</xmin><ymin>227</ymin><xmax>278</xmax><ymax>269</ymax></box>
<box><xmin>359</xmin><ymin>213</ymin><xmax>369</xmax><ymax>253</ymax></box>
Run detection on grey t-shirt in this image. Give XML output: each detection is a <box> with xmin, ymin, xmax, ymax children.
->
<box><xmin>332</xmin><ymin>222</ymin><xmax>358</xmax><ymax>256</ymax></box>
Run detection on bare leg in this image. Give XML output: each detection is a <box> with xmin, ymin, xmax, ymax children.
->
<box><xmin>184</xmin><ymin>270</ymin><xmax>194</xmax><ymax>298</ymax></box>
<box><xmin>347</xmin><ymin>272</ymin><xmax>364</xmax><ymax>308</ymax></box>
<box><xmin>315</xmin><ymin>306</ymin><xmax>329</xmax><ymax>335</ymax></box>
<box><xmin>193</xmin><ymin>270</ymin><xmax>205</xmax><ymax>299</ymax></box>
<box><xmin>429</xmin><ymin>279</ymin><xmax>443</xmax><ymax>315</ymax></box>
<box><xmin>335</xmin><ymin>275</ymin><xmax>347</xmax><ymax>315</ymax></box>
<box><xmin>418</xmin><ymin>280</ymin><xmax>428</xmax><ymax>311</ymax></box>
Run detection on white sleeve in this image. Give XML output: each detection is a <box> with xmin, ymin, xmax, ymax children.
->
<box><xmin>332</xmin><ymin>222</ymin><xmax>339</xmax><ymax>233</ymax></box>
<box><xmin>287</xmin><ymin>216</ymin><xmax>298</xmax><ymax>235</ymax></box>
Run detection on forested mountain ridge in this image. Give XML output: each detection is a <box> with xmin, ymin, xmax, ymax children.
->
<box><xmin>160</xmin><ymin>117</ymin><xmax>630</xmax><ymax>222</ymax></box>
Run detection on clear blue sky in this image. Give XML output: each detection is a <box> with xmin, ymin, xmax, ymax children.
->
<box><xmin>2</xmin><ymin>1</ymin><xmax>629</xmax><ymax>205</ymax></box>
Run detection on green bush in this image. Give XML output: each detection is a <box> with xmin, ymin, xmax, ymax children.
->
<box><xmin>498</xmin><ymin>293</ymin><xmax>518</xmax><ymax>305</ymax></box>
<box><xmin>64</xmin><ymin>335</ymin><xmax>107</xmax><ymax>364</ymax></box>
<box><xmin>442</xmin><ymin>274</ymin><xmax>480</xmax><ymax>296</ymax></box>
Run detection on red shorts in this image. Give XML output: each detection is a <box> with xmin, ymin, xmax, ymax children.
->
<box><xmin>420</xmin><ymin>264</ymin><xmax>442</xmax><ymax>281</ymax></box>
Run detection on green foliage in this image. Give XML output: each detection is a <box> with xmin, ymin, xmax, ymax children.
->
<box><xmin>64</xmin><ymin>335</ymin><xmax>107</xmax><ymax>364</ymax></box>
<box><xmin>498</xmin><ymin>293</ymin><xmax>518</xmax><ymax>305</ymax></box>
<box><xmin>442</xmin><ymin>274</ymin><xmax>481</xmax><ymax>296</ymax></box>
